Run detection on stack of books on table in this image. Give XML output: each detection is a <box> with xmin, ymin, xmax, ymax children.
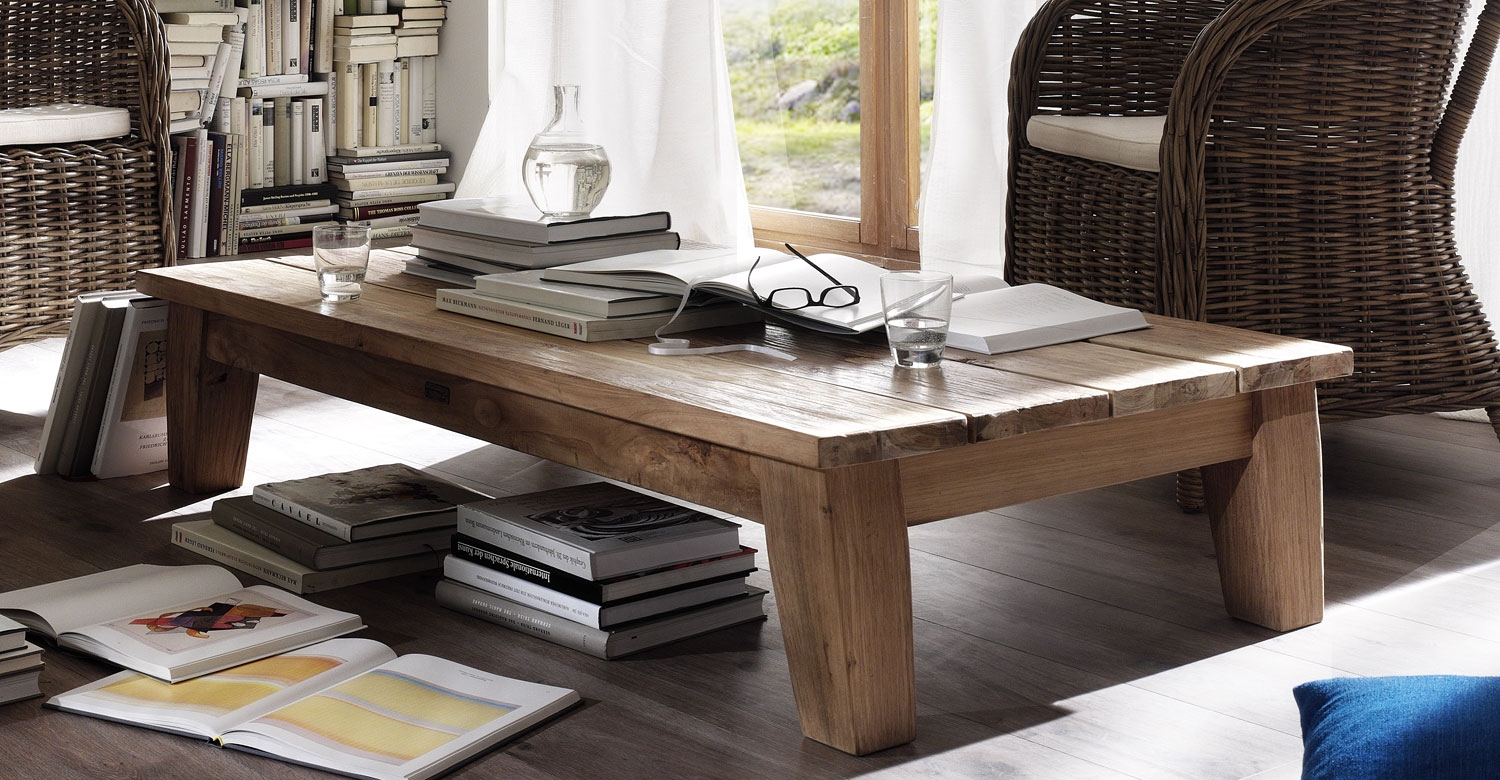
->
<box><xmin>171</xmin><ymin>463</ymin><xmax>488</xmax><ymax>593</ymax></box>
<box><xmin>436</xmin><ymin>482</ymin><xmax>768</xmax><ymax>660</ymax></box>
<box><xmin>0</xmin><ymin>615</ymin><xmax>42</xmax><ymax>706</ymax></box>
<box><xmin>404</xmin><ymin>198</ymin><xmax>683</xmax><ymax>283</ymax></box>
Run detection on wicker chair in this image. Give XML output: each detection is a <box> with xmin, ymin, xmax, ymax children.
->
<box><xmin>1006</xmin><ymin>0</ymin><xmax>1500</xmax><ymax>510</ymax></box>
<box><xmin>0</xmin><ymin>0</ymin><xmax>172</xmax><ymax>351</ymax></box>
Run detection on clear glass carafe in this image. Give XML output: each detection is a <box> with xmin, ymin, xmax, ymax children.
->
<box><xmin>522</xmin><ymin>84</ymin><xmax>612</xmax><ymax>219</ymax></box>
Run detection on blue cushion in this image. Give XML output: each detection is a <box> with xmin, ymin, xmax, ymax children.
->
<box><xmin>1294</xmin><ymin>675</ymin><xmax>1500</xmax><ymax>779</ymax></box>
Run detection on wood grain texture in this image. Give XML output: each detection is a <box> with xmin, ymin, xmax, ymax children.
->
<box><xmin>165</xmin><ymin>306</ymin><xmax>260</xmax><ymax>493</ymax></box>
<box><xmin>1091</xmin><ymin>315</ymin><xmax>1354</xmax><ymax>392</ymax></box>
<box><xmin>962</xmin><ymin>341</ymin><xmax>1240</xmax><ymax>416</ymax></box>
<box><xmin>1202</xmin><ymin>383</ymin><xmax>1325</xmax><ymax>631</ymax></box>
<box><xmin>756</xmin><ymin>458</ymin><xmax>917</xmax><ymax>755</ymax></box>
<box><xmin>899</xmin><ymin>393</ymin><xmax>1254</xmax><ymax>524</ymax></box>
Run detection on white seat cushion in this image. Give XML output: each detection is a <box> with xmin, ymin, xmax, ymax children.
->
<box><xmin>1026</xmin><ymin>114</ymin><xmax>1166</xmax><ymax>173</ymax></box>
<box><xmin>0</xmin><ymin>103</ymin><xmax>132</xmax><ymax>146</ymax></box>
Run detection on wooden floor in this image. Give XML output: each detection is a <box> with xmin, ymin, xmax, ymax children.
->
<box><xmin>3</xmin><ymin>336</ymin><xmax>1499</xmax><ymax>779</ymax></box>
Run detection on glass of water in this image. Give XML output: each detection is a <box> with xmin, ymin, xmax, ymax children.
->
<box><xmin>312</xmin><ymin>224</ymin><xmax>372</xmax><ymax>303</ymax></box>
<box><xmin>880</xmin><ymin>270</ymin><xmax>954</xmax><ymax>368</ymax></box>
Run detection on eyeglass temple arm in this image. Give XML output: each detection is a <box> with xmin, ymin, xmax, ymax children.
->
<box><xmin>782</xmin><ymin>243</ymin><xmax>846</xmax><ymax>287</ymax></box>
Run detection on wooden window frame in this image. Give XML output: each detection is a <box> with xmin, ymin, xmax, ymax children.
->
<box><xmin>749</xmin><ymin>0</ymin><xmax>922</xmax><ymax>269</ymax></box>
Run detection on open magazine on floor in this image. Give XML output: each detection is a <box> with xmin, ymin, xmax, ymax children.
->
<box><xmin>0</xmin><ymin>564</ymin><xmax>362</xmax><ymax>682</ymax></box>
<box><xmin>48</xmin><ymin>637</ymin><xmax>580</xmax><ymax>780</ymax></box>
<box><xmin>539</xmin><ymin>246</ymin><xmax>1011</xmax><ymax>335</ymax></box>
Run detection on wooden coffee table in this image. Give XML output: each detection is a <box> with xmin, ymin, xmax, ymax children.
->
<box><xmin>137</xmin><ymin>252</ymin><xmax>1351</xmax><ymax>756</ymax></box>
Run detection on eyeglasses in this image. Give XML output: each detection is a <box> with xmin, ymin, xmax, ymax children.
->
<box><xmin>746</xmin><ymin>243</ymin><xmax>861</xmax><ymax>311</ymax></box>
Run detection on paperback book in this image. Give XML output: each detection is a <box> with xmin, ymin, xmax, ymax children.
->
<box><xmin>434</xmin><ymin>287</ymin><xmax>759</xmax><ymax>343</ymax></box>
<box><xmin>252</xmin><ymin>463</ymin><xmax>488</xmax><ymax>542</ymax></box>
<box><xmin>212</xmin><ymin>494</ymin><xmax>452</xmax><ymax>569</ymax></box>
<box><xmin>48</xmin><ymin>637</ymin><xmax>579</xmax><ymax>780</ymax></box>
<box><xmin>172</xmin><ymin>519</ymin><xmax>443</xmax><ymax>594</ymax></box>
<box><xmin>0</xmin><ymin>564</ymin><xmax>362</xmax><ymax>682</ymax></box>
<box><xmin>455</xmin><ymin>482</ymin><xmax>742</xmax><ymax>580</ymax></box>
<box><xmin>436</xmin><ymin>579</ymin><xmax>768</xmax><ymax>660</ymax></box>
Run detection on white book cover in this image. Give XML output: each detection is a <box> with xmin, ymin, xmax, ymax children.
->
<box><xmin>334</xmin><ymin>61</ymin><xmax>361</xmax><ymax>152</ymax></box>
<box><xmin>281</xmin><ymin>0</ymin><xmax>299</xmax><ymax>73</ymax></box>
<box><xmin>216</xmin><ymin>23</ymin><xmax>247</xmax><ymax>101</ymax></box>
<box><xmin>392</xmin><ymin>57</ymin><xmax>406</xmax><ymax>145</ymax></box>
<box><xmin>419</xmin><ymin>53</ymin><xmax>436</xmax><ymax>143</ymax></box>
<box><xmin>264</xmin><ymin>0</ymin><xmax>282</xmax><ymax>76</ymax></box>
<box><xmin>305</xmin><ymin>97</ymin><xmax>326</xmax><ymax>183</ymax></box>
<box><xmin>375</xmin><ymin>59</ymin><xmax>396</xmax><ymax>147</ymax></box>
<box><xmin>243</xmin><ymin>0</ymin><xmax>266</xmax><ymax>78</ymax></box>
<box><xmin>314</xmin><ymin>0</ymin><xmax>336</xmax><ymax>72</ymax></box>
<box><xmin>90</xmin><ymin>299</ymin><xmax>169</xmax><ymax>479</ymax></box>
<box><xmin>290</xmin><ymin>99</ymin><xmax>305</xmax><ymax>185</ymax></box>
<box><xmin>190</xmin><ymin>129</ymin><xmax>213</xmax><ymax>258</ymax></box>
<box><xmin>247</xmin><ymin>99</ymin><xmax>265</xmax><ymax>189</ymax></box>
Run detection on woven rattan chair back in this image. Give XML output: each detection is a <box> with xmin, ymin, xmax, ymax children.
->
<box><xmin>0</xmin><ymin>0</ymin><xmax>172</xmax><ymax>351</ymax></box>
<box><xmin>1008</xmin><ymin>0</ymin><xmax>1500</xmax><ymax>507</ymax></box>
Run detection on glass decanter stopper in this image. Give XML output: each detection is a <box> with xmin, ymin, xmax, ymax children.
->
<box><xmin>522</xmin><ymin>84</ymin><xmax>612</xmax><ymax>219</ymax></box>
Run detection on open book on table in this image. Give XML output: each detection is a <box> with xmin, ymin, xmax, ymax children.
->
<box><xmin>0</xmin><ymin>564</ymin><xmax>363</xmax><ymax>682</ymax></box>
<box><xmin>48</xmin><ymin>637</ymin><xmax>580</xmax><ymax>780</ymax></box>
<box><xmin>539</xmin><ymin>247</ymin><xmax>1011</xmax><ymax>335</ymax></box>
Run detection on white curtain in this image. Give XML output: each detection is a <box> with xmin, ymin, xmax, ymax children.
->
<box><xmin>918</xmin><ymin>2</ymin><xmax>1041</xmax><ymax>277</ymax></box>
<box><xmin>460</xmin><ymin>0</ymin><xmax>753</xmax><ymax>250</ymax></box>
<box><xmin>919</xmin><ymin>0</ymin><xmax>1500</xmax><ymax>307</ymax></box>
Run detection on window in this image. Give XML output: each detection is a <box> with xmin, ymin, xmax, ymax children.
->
<box><xmin>724</xmin><ymin>0</ymin><xmax>935</xmax><ymax>265</ymax></box>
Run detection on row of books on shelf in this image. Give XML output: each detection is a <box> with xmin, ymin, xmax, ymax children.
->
<box><xmin>163</xmin><ymin>461</ymin><xmax>768</xmax><ymax>659</ymax></box>
<box><xmin>0</xmin><ymin>563</ymin><xmax>577</xmax><ymax>779</ymax></box>
<box><xmin>35</xmin><ymin>293</ymin><xmax>168</xmax><ymax>480</ymax></box>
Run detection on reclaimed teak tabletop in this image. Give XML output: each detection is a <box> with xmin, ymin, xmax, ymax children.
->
<box><xmin>137</xmin><ymin>251</ymin><xmax>1353</xmax><ymax>756</ymax></box>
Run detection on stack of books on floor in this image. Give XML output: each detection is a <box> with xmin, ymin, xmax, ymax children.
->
<box><xmin>35</xmin><ymin>292</ymin><xmax>170</xmax><ymax>480</ymax></box>
<box><xmin>171</xmin><ymin>463</ymin><xmax>488</xmax><ymax>593</ymax></box>
<box><xmin>0</xmin><ymin>615</ymin><xmax>42</xmax><ymax>706</ymax></box>
<box><xmin>436</xmin><ymin>482</ymin><xmax>767</xmax><ymax>660</ymax></box>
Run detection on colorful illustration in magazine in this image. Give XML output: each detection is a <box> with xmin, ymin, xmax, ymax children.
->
<box><xmin>528</xmin><ymin>494</ymin><xmax>702</xmax><ymax>541</ymax></box>
<box><xmin>132</xmin><ymin>601</ymin><xmax>288</xmax><ymax>638</ymax></box>
<box><xmin>100</xmin><ymin>588</ymin><xmax>315</xmax><ymax>654</ymax></box>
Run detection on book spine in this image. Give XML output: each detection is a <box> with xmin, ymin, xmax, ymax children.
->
<box><xmin>297</xmin><ymin>0</ymin><xmax>312</xmax><ymax>75</ymax></box>
<box><xmin>34</xmin><ymin>297</ymin><xmax>92</xmax><ymax>474</ymax></box>
<box><xmin>342</xmin><ymin>213</ymin><xmax>418</xmax><ymax>229</ymax></box>
<box><xmin>247</xmin><ymin>99</ymin><xmax>265</xmax><ymax>189</ymax></box>
<box><xmin>273</xmin><ymin>97</ymin><xmax>292</xmax><ymax>186</ymax></box>
<box><xmin>243</xmin><ymin>0</ymin><xmax>266</xmax><ymax>78</ymax></box>
<box><xmin>281</xmin><ymin>0</ymin><xmax>298</xmax><ymax>73</ymax></box>
<box><xmin>252</xmin><ymin>491</ymin><xmax>355</xmax><ymax>541</ymax></box>
<box><xmin>334</xmin><ymin>60</ymin><xmax>360</xmax><ymax>152</ymax></box>
<box><xmin>455</xmin><ymin>506</ymin><xmax>595</xmax><ymax>578</ymax></box>
<box><xmin>339</xmin><ymin>201</ymin><xmax>418</xmax><ymax>219</ymax></box>
<box><xmin>289</xmin><ymin>99</ymin><xmax>304</xmax><ymax>185</ymax></box>
<box><xmin>264</xmin><ymin>0</ymin><xmax>282</xmax><ymax>76</ymax></box>
<box><xmin>198</xmin><ymin>39</ymin><xmax>233</xmax><ymax>125</ymax></box>
<box><xmin>334</xmin><ymin>142</ymin><xmax>442</xmax><ymax>158</ymax></box>
<box><xmin>238</xmin><ymin>236</ymin><xmax>313</xmax><ymax>252</ymax></box>
<box><xmin>334</xmin><ymin>173</ymin><xmax>435</xmax><ymax>190</ymax></box>
<box><xmin>434</xmin><ymin>580</ymin><xmax>610</xmax><ymax>658</ymax></box>
<box><xmin>451</xmin><ymin>534</ymin><xmax>606</xmax><ymax>603</ymax></box>
<box><xmin>393</xmin><ymin>56</ymin><xmax>407</xmax><ymax>145</ymax></box>
<box><xmin>341</xmin><ymin>182</ymin><xmax>450</xmax><ymax>200</ymax></box>
<box><xmin>172</xmin><ymin>523</ymin><xmax>311</xmax><ymax>593</ymax></box>
<box><xmin>404</xmin><ymin>55</ymin><xmax>424</xmax><ymax>143</ymax></box>
<box><xmin>173</xmin><ymin>134</ymin><xmax>196</xmax><ymax>260</ymax></box>
<box><xmin>261</xmin><ymin>96</ymin><xmax>277</xmax><ymax>185</ymax></box>
<box><xmin>190</xmin><ymin>130</ymin><xmax>213</xmax><ymax>258</ymax></box>
<box><xmin>205</xmin><ymin>132</ymin><xmax>227</xmax><ymax>256</ymax></box>
<box><xmin>419</xmin><ymin>53</ymin><xmax>435</xmax><ymax>143</ymax></box>
<box><xmin>360</xmin><ymin>61</ymin><xmax>378</xmax><ymax>147</ymax></box>
<box><xmin>443</xmin><ymin>556</ymin><xmax>604</xmax><ymax>627</ymax></box>
<box><xmin>368</xmin><ymin>224</ymin><xmax>411</xmax><ymax>240</ymax></box>
<box><xmin>51</xmin><ymin>307</ymin><xmax>111</xmax><ymax>476</ymax></box>
<box><xmin>238</xmin><ymin>181</ymin><xmax>336</xmax><ymax>206</ymax></box>
<box><xmin>305</xmin><ymin>97</ymin><xmax>326</xmax><ymax>183</ymax></box>
<box><xmin>314</xmin><ymin>0</ymin><xmax>336</xmax><ymax>73</ymax></box>
<box><xmin>237</xmin><ymin>81</ymin><xmax>329</xmax><ymax>98</ymax></box>
<box><xmin>209</xmin><ymin>504</ymin><xmax>320</xmax><ymax>568</ymax></box>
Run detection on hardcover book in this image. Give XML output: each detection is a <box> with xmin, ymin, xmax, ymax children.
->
<box><xmin>451</xmin><ymin>533</ymin><xmax>757</xmax><ymax>604</ymax></box>
<box><xmin>442</xmin><ymin>555</ymin><xmax>750</xmax><ymax>629</ymax></box>
<box><xmin>0</xmin><ymin>564</ymin><xmax>362</xmax><ymax>682</ymax></box>
<box><xmin>90</xmin><ymin>298</ymin><xmax>170</xmax><ymax>479</ymax></box>
<box><xmin>0</xmin><ymin>614</ymin><xmax>27</xmax><ymax>654</ymax></box>
<box><xmin>252</xmin><ymin>463</ymin><xmax>488</xmax><ymax>542</ymax></box>
<box><xmin>173</xmin><ymin>519</ymin><xmax>443</xmax><ymax>594</ymax></box>
<box><xmin>408</xmin><ymin>224</ymin><xmax>681</xmax><ymax>270</ymax></box>
<box><xmin>455</xmin><ymin>482</ymin><xmax>742</xmax><ymax>580</ymax></box>
<box><xmin>416</xmin><ymin>197</ymin><xmax>670</xmax><ymax>244</ymax></box>
<box><xmin>48</xmin><ymin>638</ymin><xmax>579</xmax><ymax>780</ymax></box>
<box><xmin>473</xmin><ymin>269</ymin><xmax>680</xmax><ymax>317</ymax></box>
<box><xmin>436</xmin><ymin>579</ymin><xmax>768</xmax><ymax>660</ymax></box>
<box><xmin>211</xmin><ymin>494</ymin><xmax>451</xmax><ymax>569</ymax></box>
<box><xmin>435</xmin><ymin>287</ymin><xmax>759</xmax><ymax>343</ymax></box>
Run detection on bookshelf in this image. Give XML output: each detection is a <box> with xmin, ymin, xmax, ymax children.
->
<box><xmin>160</xmin><ymin>0</ymin><xmax>452</xmax><ymax>259</ymax></box>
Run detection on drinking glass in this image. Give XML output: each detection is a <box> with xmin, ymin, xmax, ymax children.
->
<box><xmin>312</xmin><ymin>224</ymin><xmax>371</xmax><ymax>303</ymax></box>
<box><xmin>880</xmin><ymin>270</ymin><xmax>954</xmax><ymax>368</ymax></box>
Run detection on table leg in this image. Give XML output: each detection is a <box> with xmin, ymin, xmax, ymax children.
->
<box><xmin>754</xmin><ymin>458</ymin><xmax>916</xmax><ymax>756</ymax></box>
<box><xmin>1201</xmin><ymin>382</ymin><xmax>1324</xmax><ymax>631</ymax></box>
<box><xmin>167</xmin><ymin>305</ymin><xmax>259</xmax><ymax>493</ymax></box>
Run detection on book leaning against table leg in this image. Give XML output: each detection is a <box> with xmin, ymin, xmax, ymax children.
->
<box><xmin>47</xmin><ymin>637</ymin><xmax>579</xmax><ymax>780</ymax></box>
<box><xmin>90</xmin><ymin>297</ymin><xmax>171</xmax><ymax>479</ymax></box>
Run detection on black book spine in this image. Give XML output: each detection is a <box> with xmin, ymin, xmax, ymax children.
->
<box><xmin>450</xmin><ymin>534</ymin><xmax>606</xmax><ymax>604</ymax></box>
<box><xmin>239</xmin><ymin>182</ymin><xmax>338</xmax><ymax>207</ymax></box>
